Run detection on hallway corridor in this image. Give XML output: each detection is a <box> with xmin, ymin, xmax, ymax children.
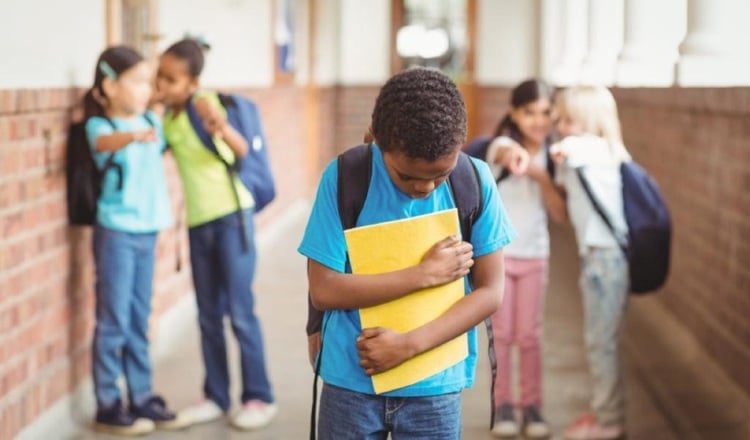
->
<box><xmin>44</xmin><ymin>202</ymin><xmax>748</xmax><ymax>440</ymax></box>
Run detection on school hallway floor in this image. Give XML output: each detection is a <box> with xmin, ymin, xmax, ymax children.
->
<box><xmin>64</xmin><ymin>201</ymin><xmax>750</xmax><ymax>440</ymax></box>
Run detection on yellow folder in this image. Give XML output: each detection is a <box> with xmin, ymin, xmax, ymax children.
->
<box><xmin>344</xmin><ymin>208</ymin><xmax>468</xmax><ymax>394</ymax></box>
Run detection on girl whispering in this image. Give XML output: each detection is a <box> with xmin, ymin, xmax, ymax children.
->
<box><xmin>156</xmin><ymin>38</ymin><xmax>277</xmax><ymax>431</ymax></box>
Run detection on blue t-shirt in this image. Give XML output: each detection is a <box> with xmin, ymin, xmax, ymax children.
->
<box><xmin>298</xmin><ymin>145</ymin><xmax>516</xmax><ymax>397</ymax></box>
<box><xmin>86</xmin><ymin>112</ymin><xmax>172</xmax><ymax>233</ymax></box>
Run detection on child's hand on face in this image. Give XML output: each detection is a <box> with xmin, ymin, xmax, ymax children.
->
<box><xmin>419</xmin><ymin>235</ymin><xmax>474</xmax><ymax>287</ymax></box>
<box><xmin>195</xmin><ymin>97</ymin><xmax>227</xmax><ymax>136</ymax></box>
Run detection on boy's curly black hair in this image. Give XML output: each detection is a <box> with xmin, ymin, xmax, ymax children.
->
<box><xmin>371</xmin><ymin>68</ymin><xmax>467</xmax><ymax>161</ymax></box>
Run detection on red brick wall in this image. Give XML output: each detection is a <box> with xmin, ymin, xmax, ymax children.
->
<box><xmin>476</xmin><ymin>86</ymin><xmax>750</xmax><ymax>397</ymax></box>
<box><xmin>613</xmin><ymin>87</ymin><xmax>750</xmax><ymax>394</ymax></box>
<box><xmin>0</xmin><ymin>84</ymin><xmax>310</xmax><ymax>439</ymax></box>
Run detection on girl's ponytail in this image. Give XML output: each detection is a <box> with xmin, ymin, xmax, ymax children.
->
<box><xmin>492</xmin><ymin>114</ymin><xmax>523</xmax><ymax>144</ymax></box>
<box><xmin>83</xmin><ymin>87</ymin><xmax>107</xmax><ymax>119</ymax></box>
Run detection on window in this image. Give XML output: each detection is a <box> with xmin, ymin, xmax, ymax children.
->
<box><xmin>393</xmin><ymin>0</ymin><xmax>469</xmax><ymax>78</ymax></box>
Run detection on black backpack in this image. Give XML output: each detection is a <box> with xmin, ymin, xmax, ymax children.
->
<box><xmin>65</xmin><ymin>118</ymin><xmax>119</xmax><ymax>226</ymax></box>
<box><xmin>306</xmin><ymin>144</ymin><xmax>500</xmax><ymax>438</ymax></box>
<box><xmin>577</xmin><ymin>161</ymin><xmax>672</xmax><ymax>294</ymax></box>
<box><xmin>463</xmin><ymin>135</ymin><xmax>555</xmax><ymax>183</ymax></box>
<box><xmin>65</xmin><ymin>115</ymin><xmax>154</xmax><ymax>226</ymax></box>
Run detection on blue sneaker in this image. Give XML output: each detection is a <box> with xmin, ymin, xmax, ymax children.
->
<box><xmin>94</xmin><ymin>400</ymin><xmax>154</xmax><ymax>436</ymax></box>
<box><xmin>130</xmin><ymin>395</ymin><xmax>191</xmax><ymax>430</ymax></box>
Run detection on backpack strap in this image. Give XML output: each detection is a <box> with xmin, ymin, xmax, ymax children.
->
<box><xmin>337</xmin><ymin>144</ymin><xmax>373</xmax><ymax>229</ymax></box>
<box><xmin>308</xmin><ymin>143</ymin><xmax>372</xmax><ymax>440</ymax></box>
<box><xmin>447</xmin><ymin>153</ymin><xmax>499</xmax><ymax>428</ymax></box>
<box><xmin>576</xmin><ymin>167</ymin><xmax>628</xmax><ymax>251</ymax></box>
<box><xmin>447</xmin><ymin>152</ymin><xmax>482</xmax><ymax>244</ymax></box>
<box><xmin>185</xmin><ymin>94</ymin><xmax>251</xmax><ymax>250</ymax></box>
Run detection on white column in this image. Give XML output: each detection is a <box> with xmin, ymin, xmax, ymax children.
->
<box><xmin>539</xmin><ymin>0</ymin><xmax>564</xmax><ymax>82</ymax></box>
<box><xmin>338</xmin><ymin>0</ymin><xmax>390</xmax><ymax>85</ymax></box>
<box><xmin>615</xmin><ymin>0</ymin><xmax>686</xmax><ymax>87</ymax></box>
<box><xmin>579</xmin><ymin>0</ymin><xmax>624</xmax><ymax>86</ymax></box>
<box><xmin>476</xmin><ymin>0</ymin><xmax>539</xmax><ymax>86</ymax></box>
<box><xmin>549</xmin><ymin>0</ymin><xmax>589</xmax><ymax>86</ymax></box>
<box><xmin>677</xmin><ymin>0</ymin><xmax>750</xmax><ymax>86</ymax></box>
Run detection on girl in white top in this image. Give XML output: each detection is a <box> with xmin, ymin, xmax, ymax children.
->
<box><xmin>552</xmin><ymin>86</ymin><xmax>631</xmax><ymax>440</ymax></box>
<box><xmin>485</xmin><ymin>79</ymin><xmax>567</xmax><ymax>439</ymax></box>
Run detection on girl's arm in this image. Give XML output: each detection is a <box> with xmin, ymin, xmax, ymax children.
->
<box><xmin>195</xmin><ymin>97</ymin><xmax>249</xmax><ymax>158</ymax></box>
<box><xmin>94</xmin><ymin>129</ymin><xmax>157</xmax><ymax>152</ymax></box>
<box><xmin>356</xmin><ymin>248</ymin><xmax>505</xmax><ymax>375</ymax></box>
<box><xmin>307</xmin><ymin>235</ymin><xmax>474</xmax><ymax>310</ymax></box>
<box><xmin>526</xmin><ymin>163</ymin><xmax>568</xmax><ymax>223</ymax></box>
<box><xmin>213</xmin><ymin>122</ymin><xmax>249</xmax><ymax>158</ymax></box>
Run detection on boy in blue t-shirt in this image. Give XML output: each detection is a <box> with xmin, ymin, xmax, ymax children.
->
<box><xmin>298</xmin><ymin>67</ymin><xmax>516</xmax><ymax>439</ymax></box>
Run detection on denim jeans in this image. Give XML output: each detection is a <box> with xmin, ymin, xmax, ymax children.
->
<box><xmin>92</xmin><ymin>225</ymin><xmax>157</xmax><ymax>407</ymax></box>
<box><xmin>318</xmin><ymin>384</ymin><xmax>461</xmax><ymax>440</ymax></box>
<box><xmin>188</xmin><ymin>209</ymin><xmax>273</xmax><ymax>410</ymax></box>
<box><xmin>580</xmin><ymin>247</ymin><xmax>629</xmax><ymax>426</ymax></box>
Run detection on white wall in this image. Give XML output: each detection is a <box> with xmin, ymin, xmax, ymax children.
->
<box><xmin>475</xmin><ymin>0</ymin><xmax>540</xmax><ymax>86</ymax></box>
<box><xmin>338</xmin><ymin>0</ymin><xmax>391</xmax><ymax>85</ymax></box>
<box><xmin>0</xmin><ymin>0</ymin><xmax>105</xmax><ymax>88</ymax></box>
<box><xmin>313</xmin><ymin>0</ymin><xmax>341</xmax><ymax>86</ymax></box>
<box><xmin>159</xmin><ymin>0</ymin><xmax>273</xmax><ymax>88</ymax></box>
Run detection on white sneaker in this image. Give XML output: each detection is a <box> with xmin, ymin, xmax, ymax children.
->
<box><xmin>231</xmin><ymin>399</ymin><xmax>278</xmax><ymax>431</ymax></box>
<box><xmin>178</xmin><ymin>399</ymin><xmax>225</xmax><ymax>425</ymax></box>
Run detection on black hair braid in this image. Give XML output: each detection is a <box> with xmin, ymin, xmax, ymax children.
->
<box><xmin>371</xmin><ymin>68</ymin><xmax>466</xmax><ymax>161</ymax></box>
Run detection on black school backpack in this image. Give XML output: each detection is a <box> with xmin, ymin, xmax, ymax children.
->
<box><xmin>464</xmin><ymin>135</ymin><xmax>555</xmax><ymax>183</ymax></box>
<box><xmin>65</xmin><ymin>115</ymin><xmax>155</xmax><ymax>226</ymax></box>
<box><xmin>577</xmin><ymin>161</ymin><xmax>672</xmax><ymax>294</ymax></box>
<box><xmin>306</xmin><ymin>144</ymin><xmax>501</xmax><ymax>438</ymax></box>
<box><xmin>65</xmin><ymin>118</ymin><xmax>119</xmax><ymax>225</ymax></box>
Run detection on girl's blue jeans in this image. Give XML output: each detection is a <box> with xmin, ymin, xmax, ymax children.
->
<box><xmin>318</xmin><ymin>383</ymin><xmax>462</xmax><ymax>440</ymax></box>
<box><xmin>92</xmin><ymin>225</ymin><xmax>157</xmax><ymax>407</ymax></box>
<box><xmin>580</xmin><ymin>247</ymin><xmax>629</xmax><ymax>426</ymax></box>
<box><xmin>188</xmin><ymin>209</ymin><xmax>274</xmax><ymax>410</ymax></box>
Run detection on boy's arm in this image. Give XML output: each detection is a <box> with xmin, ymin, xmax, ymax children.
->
<box><xmin>308</xmin><ymin>235</ymin><xmax>474</xmax><ymax>310</ymax></box>
<box><xmin>356</xmin><ymin>248</ymin><xmax>505</xmax><ymax>376</ymax></box>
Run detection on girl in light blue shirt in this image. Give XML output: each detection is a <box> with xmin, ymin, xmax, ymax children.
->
<box><xmin>82</xmin><ymin>45</ymin><xmax>185</xmax><ymax>435</ymax></box>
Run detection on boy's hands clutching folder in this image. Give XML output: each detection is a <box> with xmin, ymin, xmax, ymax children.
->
<box><xmin>418</xmin><ymin>235</ymin><xmax>474</xmax><ymax>287</ymax></box>
<box><xmin>356</xmin><ymin>235</ymin><xmax>473</xmax><ymax>377</ymax></box>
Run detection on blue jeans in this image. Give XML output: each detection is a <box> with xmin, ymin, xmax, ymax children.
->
<box><xmin>188</xmin><ymin>210</ymin><xmax>273</xmax><ymax>410</ymax></box>
<box><xmin>92</xmin><ymin>226</ymin><xmax>157</xmax><ymax>407</ymax></box>
<box><xmin>318</xmin><ymin>384</ymin><xmax>461</xmax><ymax>440</ymax></box>
<box><xmin>580</xmin><ymin>247</ymin><xmax>629</xmax><ymax>426</ymax></box>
